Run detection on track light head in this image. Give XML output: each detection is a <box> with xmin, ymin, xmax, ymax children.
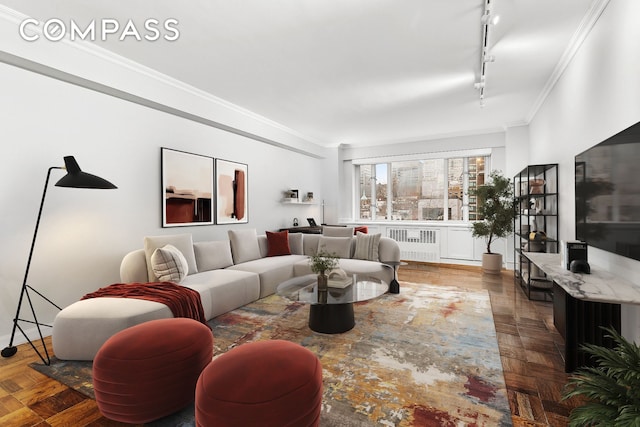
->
<box><xmin>482</xmin><ymin>13</ymin><xmax>500</xmax><ymax>26</ymax></box>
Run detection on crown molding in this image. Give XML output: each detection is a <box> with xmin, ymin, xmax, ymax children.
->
<box><xmin>525</xmin><ymin>0</ymin><xmax>611</xmax><ymax>123</ymax></box>
<box><xmin>0</xmin><ymin>5</ymin><xmax>326</xmax><ymax>157</ymax></box>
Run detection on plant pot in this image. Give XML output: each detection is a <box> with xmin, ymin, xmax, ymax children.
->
<box><xmin>482</xmin><ymin>253</ymin><xmax>503</xmax><ymax>274</ymax></box>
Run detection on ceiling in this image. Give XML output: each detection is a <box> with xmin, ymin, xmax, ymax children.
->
<box><xmin>1</xmin><ymin>0</ymin><xmax>598</xmax><ymax>147</ymax></box>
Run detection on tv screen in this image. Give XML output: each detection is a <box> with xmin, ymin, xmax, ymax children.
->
<box><xmin>575</xmin><ymin>120</ymin><xmax>640</xmax><ymax>261</ymax></box>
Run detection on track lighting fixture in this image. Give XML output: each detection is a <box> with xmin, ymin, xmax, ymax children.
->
<box><xmin>476</xmin><ymin>0</ymin><xmax>499</xmax><ymax>107</ymax></box>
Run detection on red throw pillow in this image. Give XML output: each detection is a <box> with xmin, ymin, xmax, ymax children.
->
<box><xmin>266</xmin><ymin>230</ymin><xmax>291</xmax><ymax>257</ymax></box>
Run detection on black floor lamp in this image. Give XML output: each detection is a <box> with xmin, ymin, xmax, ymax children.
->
<box><xmin>1</xmin><ymin>156</ymin><xmax>117</xmax><ymax>365</ymax></box>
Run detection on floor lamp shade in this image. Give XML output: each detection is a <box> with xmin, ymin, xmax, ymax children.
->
<box><xmin>1</xmin><ymin>155</ymin><xmax>116</xmax><ymax>365</ymax></box>
<box><xmin>56</xmin><ymin>156</ymin><xmax>117</xmax><ymax>189</ymax></box>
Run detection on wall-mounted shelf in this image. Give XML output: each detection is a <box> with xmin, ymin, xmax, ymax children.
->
<box><xmin>281</xmin><ymin>200</ymin><xmax>316</xmax><ymax>205</ymax></box>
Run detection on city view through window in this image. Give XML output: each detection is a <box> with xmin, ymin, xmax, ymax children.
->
<box><xmin>358</xmin><ymin>157</ymin><xmax>486</xmax><ymax>221</ymax></box>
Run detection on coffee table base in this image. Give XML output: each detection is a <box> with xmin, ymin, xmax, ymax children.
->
<box><xmin>309</xmin><ymin>303</ymin><xmax>355</xmax><ymax>334</ymax></box>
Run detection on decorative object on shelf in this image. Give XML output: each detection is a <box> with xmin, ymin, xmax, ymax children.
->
<box><xmin>216</xmin><ymin>159</ymin><xmax>248</xmax><ymax>224</ymax></box>
<box><xmin>1</xmin><ymin>156</ymin><xmax>117</xmax><ymax>365</ymax></box>
<box><xmin>562</xmin><ymin>327</ymin><xmax>640</xmax><ymax>427</ymax></box>
<box><xmin>529</xmin><ymin>230</ymin><xmax>547</xmax><ymax>241</ymax></box>
<box><xmin>293</xmin><ymin>217</ymin><xmax>299</xmax><ymax>226</ymax></box>
<box><xmin>529</xmin><ymin>179</ymin><xmax>545</xmax><ymax>194</ymax></box>
<box><xmin>471</xmin><ymin>170</ymin><xmax>516</xmax><ymax>274</ymax></box>
<box><xmin>161</xmin><ymin>148</ymin><xmax>214</xmax><ymax>227</ymax></box>
<box><xmin>304</xmin><ymin>192</ymin><xmax>314</xmax><ymax>202</ymax></box>
<box><xmin>307</xmin><ymin>218</ymin><xmax>317</xmax><ymax>227</ymax></box>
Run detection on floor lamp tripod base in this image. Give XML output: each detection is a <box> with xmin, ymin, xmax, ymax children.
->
<box><xmin>1</xmin><ymin>346</ymin><xmax>17</xmax><ymax>358</ymax></box>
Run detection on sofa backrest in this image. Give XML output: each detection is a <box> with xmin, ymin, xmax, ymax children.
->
<box><xmin>120</xmin><ymin>231</ymin><xmax>401</xmax><ymax>282</ymax></box>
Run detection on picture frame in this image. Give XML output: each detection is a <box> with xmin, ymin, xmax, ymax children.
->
<box><xmin>216</xmin><ymin>159</ymin><xmax>248</xmax><ymax>224</ymax></box>
<box><xmin>161</xmin><ymin>148</ymin><xmax>214</xmax><ymax>227</ymax></box>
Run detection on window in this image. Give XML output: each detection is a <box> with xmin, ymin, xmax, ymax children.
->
<box><xmin>356</xmin><ymin>154</ymin><xmax>488</xmax><ymax>222</ymax></box>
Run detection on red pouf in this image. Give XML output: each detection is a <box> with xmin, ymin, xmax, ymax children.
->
<box><xmin>195</xmin><ymin>340</ymin><xmax>323</xmax><ymax>427</ymax></box>
<box><xmin>93</xmin><ymin>318</ymin><xmax>213</xmax><ymax>423</ymax></box>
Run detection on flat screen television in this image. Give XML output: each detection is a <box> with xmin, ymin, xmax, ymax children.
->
<box><xmin>575</xmin><ymin>120</ymin><xmax>640</xmax><ymax>261</ymax></box>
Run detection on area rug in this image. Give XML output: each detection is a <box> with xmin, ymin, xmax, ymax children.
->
<box><xmin>31</xmin><ymin>282</ymin><xmax>512</xmax><ymax>426</ymax></box>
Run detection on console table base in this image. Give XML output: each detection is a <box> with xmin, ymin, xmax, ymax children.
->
<box><xmin>553</xmin><ymin>282</ymin><xmax>621</xmax><ymax>372</ymax></box>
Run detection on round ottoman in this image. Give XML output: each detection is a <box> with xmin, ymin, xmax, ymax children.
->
<box><xmin>195</xmin><ymin>340</ymin><xmax>323</xmax><ymax>427</ymax></box>
<box><xmin>93</xmin><ymin>317</ymin><xmax>213</xmax><ymax>423</ymax></box>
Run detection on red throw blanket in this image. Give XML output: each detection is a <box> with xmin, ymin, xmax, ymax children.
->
<box><xmin>81</xmin><ymin>282</ymin><xmax>208</xmax><ymax>326</ymax></box>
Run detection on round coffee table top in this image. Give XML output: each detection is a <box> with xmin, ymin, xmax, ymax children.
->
<box><xmin>277</xmin><ymin>274</ymin><xmax>388</xmax><ymax>305</ymax></box>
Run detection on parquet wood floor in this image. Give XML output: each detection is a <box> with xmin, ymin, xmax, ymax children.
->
<box><xmin>0</xmin><ymin>263</ymin><xmax>579</xmax><ymax>426</ymax></box>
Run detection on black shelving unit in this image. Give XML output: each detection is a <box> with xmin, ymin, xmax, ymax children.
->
<box><xmin>513</xmin><ymin>164</ymin><xmax>559</xmax><ymax>301</ymax></box>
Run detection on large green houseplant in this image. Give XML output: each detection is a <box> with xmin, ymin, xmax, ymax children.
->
<box><xmin>562</xmin><ymin>327</ymin><xmax>640</xmax><ymax>426</ymax></box>
<box><xmin>471</xmin><ymin>170</ymin><xmax>516</xmax><ymax>274</ymax></box>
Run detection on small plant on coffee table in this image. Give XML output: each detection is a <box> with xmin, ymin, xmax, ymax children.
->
<box><xmin>309</xmin><ymin>251</ymin><xmax>339</xmax><ymax>276</ymax></box>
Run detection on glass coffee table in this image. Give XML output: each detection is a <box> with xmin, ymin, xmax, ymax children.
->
<box><xmin>277</xmin><ymin>274</ymin><xmax>388</xmax><ymax>334</ymax></box>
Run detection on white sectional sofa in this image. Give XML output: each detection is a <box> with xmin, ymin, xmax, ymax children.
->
<box><xmin>52</xmin><ymin>228</ymin><xmax>400</xmax><ymax>360</ymax></box>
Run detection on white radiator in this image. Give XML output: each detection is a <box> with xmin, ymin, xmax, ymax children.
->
<box><xmin>387</xmin><ymin>227</ymin><xmax>440</xmax><ymax>262</ymax></box>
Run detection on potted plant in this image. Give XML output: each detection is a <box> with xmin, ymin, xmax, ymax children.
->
<box><xmin>309</xmin><ymin>251</ymin><xmax>339</xmax><ymax>292</ymax></box>
<box><xmin>471</xmin><ymin>170</ymin><xmax>516</xmax><ymax>274</ymax></box>
<box><xmin>562</xmin><ymin>327</ymin><xmax>640</xmax><ymax>426</ymax></box>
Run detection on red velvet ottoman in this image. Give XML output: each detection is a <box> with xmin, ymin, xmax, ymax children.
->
<box><xmin>93</xmin><ymin>317</ymin><xmax>213</xmax><ymax>423</ymax></box>
<box><xmin>195</xmin><ymin>340</ymin><xmax>323</xmax><ymax>427</ymax></box>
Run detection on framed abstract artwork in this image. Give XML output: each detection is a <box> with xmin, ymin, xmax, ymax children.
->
<box><xmin>161</xmin><ymin>148</ymin><xmax>214</xmax><ymax>227</ymax></box>
<box><xmin>216</xmin><ymin>159</ymin><xmax>248</xmax><ymax>224</ymax></box>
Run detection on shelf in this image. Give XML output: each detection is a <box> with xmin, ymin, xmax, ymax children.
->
<box><xmin>514</xmin><ymin>163</ymin><xmax>559</xmax><ymax>301</ymax></box>
<box><xmin>282</xmin><ymin>200</ymin><xmax>316</xmax><ymax>205</ymax></box>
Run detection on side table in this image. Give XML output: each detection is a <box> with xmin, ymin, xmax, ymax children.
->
<box><xmin>381</xmin><ymin>261</ymin><xmax>406</xmax><ymax>294</ymax></box>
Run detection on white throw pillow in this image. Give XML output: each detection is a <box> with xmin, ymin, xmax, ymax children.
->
<box><xmin>144</xmin><ymin>234</ymin><xmax>198</xmax><ymax>281</ymax></box>
<box><xmin>193</xmin><ymin>241</ymin><xmax>234</xmax><ymax>271</ymax></box>
<box><xmin>353</xmin><ymin>232</ymin><xmax>381</xmax><ymax>261</ymax></box>
<box><xmin>317</xmin><ymin>236</ymin><xmax>352</xmax><ymax>259</ymax></box>
<box><xmin>228</xmin><ymin>229</ymin><xmax>261</xmax><ymax>264</ymax></box>
<box><xmin>150</xmin><ymin>244</ymin><xmax>189</xmax><ymax>282</ymax></box>
<box><xmin>322</xmin><ymin>226</ymin><xmax>354</xmax><ymax>237</ymax></box>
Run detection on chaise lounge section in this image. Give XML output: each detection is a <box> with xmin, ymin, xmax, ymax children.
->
<box><xmin>52</xmin><ymin>228</ymin><xmax>400</xmax><ymax>360</ymax></box>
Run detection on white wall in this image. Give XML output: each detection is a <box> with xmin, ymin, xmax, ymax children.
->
<box><xmin>528</xmin><ymin>0</ymin><xmax>640</xmax><ymax>340</ymax></box>
<box><xmin>0</xmin><ymin>12</ymin><xmax>328</xmax><ymax>345</ymax></box>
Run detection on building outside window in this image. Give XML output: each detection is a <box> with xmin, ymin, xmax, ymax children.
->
<box><xmin>357</xmin><ymin>155</ymin><xmax>487</xmax><ymax>222</ymax></box>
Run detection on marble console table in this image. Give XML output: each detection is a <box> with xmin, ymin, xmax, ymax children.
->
<box><xmin>523</xmin><ymin>252</ymin><xmax>632</xmax><ymax>372</ymax></box>
<box><xmin>523</xmin><ymin>252</ymin><xmax>640</xmax><ymax>304</ymax></box>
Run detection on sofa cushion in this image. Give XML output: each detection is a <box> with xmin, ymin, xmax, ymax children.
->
<box><xmin>150</xmin><ymin>244</ymin><xmax>189</xmax><ymax>282</ymax></box>
<box><xmin>193</xmin><ymin>241</ymin><xmax>234</xmax><ymax>271</ymax></box>
<box><xmin>266</xmin><ymin>231</ymin><xmax>291</xmax><ymax>257</ymax></box>
<box><xmin>288</xmin><ymin>233</ymin><xmax>304</xmax><ymax>255</ymax></box>
<box><xmin>144</xmin><ymin>234</ymin><xmax>198</xmax><ymax>281</ymax></box>
<box><xmin>228</xmin><ymin>229</ymin><xmax>261</xmax><ymax>264</ymax></box>
<box><xmin>353</xmin><ymin>232</ymin><xmax>381</xmax><ymax>261</ymax></box>
<box><xmin>182</xmin><ymin>269</ymin><xmax>261</xmax><ymax>319</ymax></box>
<box><xmin>322</xmin><ymin>226</ymin><xmax>354</xmax><ymax>237</ymax></box>
<box><xmin>318</xmin><ymin>236</ymin><xmax>352</xmax><ymax>258</ymax></box>
<box><xmin>229</xmin><ymin>255</ymin><xmax>307</xmax><ymax>298</ymax></box>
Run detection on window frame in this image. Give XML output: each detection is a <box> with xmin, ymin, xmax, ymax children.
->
<box><xmin>354</xmin><ymin>149</ymin><xmax>491</xmax><ymax>223</ymax></box>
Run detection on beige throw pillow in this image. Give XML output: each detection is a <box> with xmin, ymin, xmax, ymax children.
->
<box><xmin>317</xmin><ymin>236</ymin><xmax>352</xmax><ymax>259</ymax></box>
<box><xmin>150</xmin><ymin>244</ymin><xmax>189</xmax><ymax>282</ymax></box>
<box><xmin>353</xmin><ymin>232</ymin><xmax>381</xmax><ymax>261</ymax></box>
<box><xmin>322</xmin><ymin>226</ymin><xmax>354</xmax><ymax>237</ymax></box>
<box><xmin>144</xmin><ymin>234</ymin><xmax>198</xmax><ymax>281</ymax></box>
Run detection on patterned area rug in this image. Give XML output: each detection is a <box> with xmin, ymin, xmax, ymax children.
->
<box><xmin>31</xmin><ymin>282</ymin><xmax>512</xmax><ymax>426</ymax></box>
